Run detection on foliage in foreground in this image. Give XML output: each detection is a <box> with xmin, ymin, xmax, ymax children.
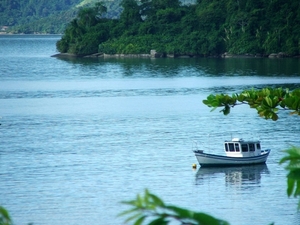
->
<box><xmin>280</xmin><ymin>146</ymin><xmax>300</xmax><ymax>209</ymax></box>
<box><xmin>0</xmin><ymin>207</ymin><xmax>12</xmax><ymax>225</ymax></box>
<box><xmin>119</xmin><ymin>189</ymin><xmax>229</xmax><ymax>225</ymax></box>
<box><xmin>203</xmin><ymin>87</ymin><xmax>300</xmax><ymax>121</ymax></box>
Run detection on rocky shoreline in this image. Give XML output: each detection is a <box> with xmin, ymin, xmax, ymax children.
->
<box><xmin>51</xmin><ymin>50</ymin><xmax>300</xmax><ymax>59</ymax></box>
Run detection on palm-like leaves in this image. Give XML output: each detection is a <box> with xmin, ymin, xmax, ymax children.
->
<box><xmin>280</xmin><ymin>146</ymin><xmax>300</xmax><ymax>208</ymax></box>
<box><xmin>0</xmin><ymin>207</ymin><xmax>12</xmax><ymax>225</ymax></box>
<box><xmin>119</xmin><ymin>189</ymin><xmax>229</xmax><ymax>225</ymax></box>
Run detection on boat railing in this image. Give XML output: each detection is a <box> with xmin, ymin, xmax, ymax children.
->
<box><xmin>192</xmin><ymin>141</ymin><xmax>205</xmax><ymax>153</ymax></box>
<box><xmin>192</xmin><ymin>140</ymin><xmax>198</xmax><ymax>151</ymax></box>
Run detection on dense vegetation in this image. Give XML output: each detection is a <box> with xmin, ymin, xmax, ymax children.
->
<box><xmin>56</xmin><ymin>0</ymin><xmax>300</xmax><ymax>56</ymax></box>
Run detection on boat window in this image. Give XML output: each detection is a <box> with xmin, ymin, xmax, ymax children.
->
<box><xmin>235</xmin><ymin>143</ymin><xmax>240</xmax><ymax>152</ymax></box>
<box><xmin>242</xmin><ymin>144</ymin><xmax>248</xmax><ymax>152</ymax></box>
<box><xmin>256</xmin><ymin>143</ymin><xmax>261</xmax><ymax>150</ymax></box>
<box><xmin>225</xmin><ymin>143</ymin><xmax>228</xmax><ymax>152</ymax></box>
<box><xmin>249</xmin><ymin>143</ymin><xmax>255</xmax><ymax>151</ymax></box>
<box><xmin>229</xmin><ymin>143</ymin><xmax>235</xmax><ymax>152</ymax></box>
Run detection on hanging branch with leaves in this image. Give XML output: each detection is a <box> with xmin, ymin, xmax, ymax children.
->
<box><xmin>202</xmin><ymin>87</ymin><xmax>300</xmax><ymax>121</ymax></box>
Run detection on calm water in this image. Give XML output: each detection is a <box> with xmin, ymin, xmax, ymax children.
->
<box><xmin>0</xmin><ymin>35</ymin><xmax>300</xmax><ymax>225</ymax></box>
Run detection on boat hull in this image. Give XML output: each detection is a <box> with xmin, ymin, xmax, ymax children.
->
<box><xmin>194</xmin><ymin>150</ymin><xmax>271</xmax><ymax>167</ymax></box>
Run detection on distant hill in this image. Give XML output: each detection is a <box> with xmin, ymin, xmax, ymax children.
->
<box><xmin>0</xmin><ymin>0</ymin><xmax>81</xmax><ymax>33</ymax></box>
<box><xmin>0</xmin><ymin>0</ymin><xmax>196</xmax><ymax>34</ymax></box>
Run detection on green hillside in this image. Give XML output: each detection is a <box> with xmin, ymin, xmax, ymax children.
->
<box><xmin>0</xmin><ymin>0</ymin><xmax>123</xmax><ymax>34</ymax></box>
<box><xmin>0</xmin><ymin>0</ymin><xmax>78</xmax><ymax>33</ymax></box>
<box><xmin>0</xmin><ymin>0</ymin><xmax>196</xmax><ymax>34</ymax></box>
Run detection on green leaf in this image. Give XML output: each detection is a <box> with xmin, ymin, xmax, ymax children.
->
<box><xmin>222</xmin><ymin>105</ymin><xmax>230</xmax><ymax>115</ymax></box>
<box><xmin>292</xmin><ymin>99</ymin><xmax>300</xmax><ymax>110</ymax></box>
<box><xmin>166</xmin><ymin>205</ymin><xmax>193</xmax><ymax>219</ymax></box>
<box><xmin>121</xmin><ymin>200</ymin><xmax>138</xmax><ymax>206</ymax></box>
<box><xmin>133</xmin><ymin>215</ymin><xmax>147</xmax><ymax>225</ymax></box>
<box><xmin>287</xmin><ymin>170</ymin><xmax>300</xmax><ymax>181</ymax></box>
<box><xmin>148</xmin><ymin>193</ymin><xmax>165</xmax><ymax>207</ymax></box>
<box><xmin>0</xmin><ymin>207</ymin><xmax>10</xmax><ymax>221</ymax></box>
<box><xmin>295</xmin><ymin>180</ymin><xmax>300</xmax><ymax>197</ymax></box>
<box><xmin>285</xmin><ymin>97</ymin><xmax>295</xmax><ymax>106</ymax></box>
<box><xmin>210</xmin><ymin>106</ymin><xmax>218</xmax><ymax>112</ymax></box>
<box><xmin>0</xmin><ymin>206</ymin><xmax>12</xmax><ymax>225</ymax></box>
<box><xmin>287</xmin><ymin>177</ymin><xmax>295</xmax><ymax>197</ymax></box>
<box><xmin>124</xmin><ymin>213</ymin><xmax>143</xmax><ymax>224</ymax></box>
<box><xmin>136</xmin><ymin>193</ymin><xmax>143</xmax><ymax>207</ymax></box>
<box><xmin>118</xmin><ymin>207</ymin><xmax>139</xmax><ymax>217</ymax></box>
<box><xmin>271</xmin><ymin>112</ymin><xmax>278</xmax><ymax>121</ymax></box>
<box><xmin>280</xmin><ymin>147</ymin><xmax>300</xmax><ymax>164</ymax></box>
<box><xmin>192</xmin><ymin>212</ymin><xmax>230</xmax><ymax>225</ymax></box>
<box><xmin>148</xmin><ymin>217</ymin><xmax>168</xmax><ymax>225</ymax></box>
<box><xmin>286</xmin><ymin>161</ymin><xmax>300</xmax><ymax>170</ymax></box>
<box><xmin>263</xmin><ymin>96</ymin><xmax>273</xmax><ymax>108</ymax></box>
<box><xmin>236</xmin><ymin>93</ymin><xmax>246</xmax><ymax>102</ymax></box>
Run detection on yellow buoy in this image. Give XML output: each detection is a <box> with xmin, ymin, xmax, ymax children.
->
<box><xmin>192</xmin><ymin>163</ymin><xmax>197</xmax><ymax>169</ymax></box>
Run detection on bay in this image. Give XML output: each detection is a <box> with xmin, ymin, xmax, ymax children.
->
<box><xmin>0</xmin><ymin>35</ymin><xmax>300</xmax><ymax>225</ymax></box>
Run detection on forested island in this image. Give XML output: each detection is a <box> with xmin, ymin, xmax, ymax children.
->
<box><xmin>55</xmin><ymin>0</ymin><xmax>300</xmax><ymax>58</ymax></box>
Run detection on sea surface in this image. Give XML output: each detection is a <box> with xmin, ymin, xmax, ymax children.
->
<box><xmin>0</xmin><ymin>35</ymin><xmax>300</xmax><ymax>225</ymax></box>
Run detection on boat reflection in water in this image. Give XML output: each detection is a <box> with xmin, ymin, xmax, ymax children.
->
<box><xmin>195</xmin><ymin>164</ymin><xmax>270</xmax><ymax>187</ymax></box>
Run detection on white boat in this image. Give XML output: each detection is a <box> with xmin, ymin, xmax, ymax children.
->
<box><xmin>193</xmin><ymin>138</ymin><xmax>271</xmax><ymax>167</ymax></box>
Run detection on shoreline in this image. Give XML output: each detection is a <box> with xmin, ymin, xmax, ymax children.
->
<box><xmin>0</xmin><ymin>32</ymin><xmax>62</xmax><ymax>35</ymax></box>
<box><xmin>1</xmin><ymin>34</ymin><xmax>298</xmax><ymax>59</ymax></box>
<box><xmin>51</xmin><ymin>52</ymin><xmax>300</xmax><ymax>59</ymax></box>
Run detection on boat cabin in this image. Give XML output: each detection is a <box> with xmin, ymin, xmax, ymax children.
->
<box><xmin>224</xmin><ymin>138</ymin><xmax>262</xmax><ymax>157</ymax></box>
